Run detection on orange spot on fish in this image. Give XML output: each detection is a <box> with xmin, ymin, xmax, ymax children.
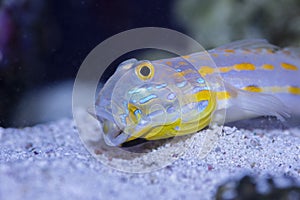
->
<box><xmin>288</xmin><ymin>86</ymin><xmax>300</xmax><ymax>95</ymax></box>
<box><xmin>224</xmin><ymin>49</ymin><xmax>235</xmax><ymax>53</ymax></box>
<box><xmin>198</xmin><ymin>66</ymin><xmax>215</xmax><ymax>76</ymax></box>
<box><xmin>266</xmin><ymin>49</ymin><xmax>275</xmax><ymax>54</ymax></box>
<box><xmin>218</xmin><ymin>67</ymin><xmax>232</xmax><ymax>73</ymax></box>
<box><xmin>261</xmin><ymin>64</ymin><xmax>274</xmax><ymax>70</ymax></box>
<box><xmin>212</xmin><ymin>53</ymin><xmax>218</xmax><ymax>57</ymax></box>
<box><xmin>234</xmin><ymin>63</ymin><xmax>256</xmax><ymax>71</ymax></box>
<box><xmin>179</xmin><ymin>61</ymin><xmax>188</xmax><ymax>66</ymax></box>
<box><xmin>243</xmin><ymin>85</ymin><xmax>262</xmax><ymax>93</ymax></box>
<box><xmin>281</xmin><ymin>62</ymin><xmax>298</xmax><ymax>71</ymax></box>
<box><xmin>166</xmin><ymin>61</ymin><xmax>172</xmax><ymax>66</ymax></box>
<box><xmin>181</xmin><ymin>55</ymin><xmax>191</xmax><ymax>59</ymax></box>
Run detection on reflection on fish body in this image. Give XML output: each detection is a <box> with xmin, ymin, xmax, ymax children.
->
<box><xmin>95</xmin><ymin>39</ymin><xmax>300</xmax><ymax>146</ymax></box>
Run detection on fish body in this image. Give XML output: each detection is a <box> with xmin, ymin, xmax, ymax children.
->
<box><xmin>96</xmin><ymin>39</ymin><xmax>300</xmax><ymax>146</ymax></box>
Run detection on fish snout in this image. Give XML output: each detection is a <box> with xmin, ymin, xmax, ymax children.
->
<box><xmin>101</xmin><ymin>119</ymin><xmax>129</xmax><ymax>146</ymax></box>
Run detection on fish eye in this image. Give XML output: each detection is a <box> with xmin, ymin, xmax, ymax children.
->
<box><xmin>140</xmin><ymin>66</ymin><xmax>150</xmax><ymax>76</ymax></box>
<box><xmin>135</xmin><ymin>62</ymin><xmax>154</xmax><ymax>80</ymax></box>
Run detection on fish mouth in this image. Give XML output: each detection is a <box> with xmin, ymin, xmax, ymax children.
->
<box><xmin>101</xmin><ymin>119</ymin><xmax>130</xmax><ymax>146</ymax></box>
<box><xmin>95</xmin><ymin>107</ymin><xmax>129</xmax><ymax>146</ymax></box>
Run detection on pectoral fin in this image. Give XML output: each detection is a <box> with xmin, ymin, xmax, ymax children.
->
<box><xmin>219</xmin><ymin>83</ymin><xmax>291</xmax><ymax>123</ymax></box>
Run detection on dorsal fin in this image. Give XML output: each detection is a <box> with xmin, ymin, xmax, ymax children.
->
<box><xmin>216</xmin><ymin>39</ymin><xmax>280</xmax><ymax>50</ymax></box>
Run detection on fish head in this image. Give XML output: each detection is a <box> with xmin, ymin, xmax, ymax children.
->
<box><xmin>96</xmin><ymin>58</ymin><xmax>213</xmax><ymax>146</ymax></box>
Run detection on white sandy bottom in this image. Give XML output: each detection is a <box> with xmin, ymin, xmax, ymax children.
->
<box><xmin>0</xmin><ymin>118</ymin><xmax>299</xmax><ymax>200</ymax></box>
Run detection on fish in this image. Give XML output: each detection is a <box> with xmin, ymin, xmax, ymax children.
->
<box><xmin>95</xmin><ymin>39</ymin><xmax>300</xmax><ymax>146</ymax></box>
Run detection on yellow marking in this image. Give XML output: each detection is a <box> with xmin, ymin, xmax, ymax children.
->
<box><xmin>212</xmin><ymin>53</ymin><xmax>218</xmax><ymax>57</ymax></box>
<box><xmin>281</xmin><ymin>62</ymin><xmax>298</xmax><ymax>71</ymax></box>
<box><xmin>182</xmin><ymin>55</ymin><xmax>191</xmax><ymax>59</ymax></box>
<box><xmin>234</xmin><ymin>63</ymin><xmax>256</xmax><ymax>71</ymax></box>
<box><xmin>266</xmin><ymin>49</ymin><xmax>275</xmax><ymax>54</ymax></box>
<box><xmin>261</xmin><ymin>64</ymin><xmax>274</xmax><ymax>70</ymax></box>
<box><xmin>144</xmin><ymin>118</ymin><xmax>182</xmax><ymax>140</ymax></box>
<box><xmin>193</xmin><ymin>90</ymin><xmax>212</xmax><ymax>101</ymax></box>
<box><xmin>224</xmin><ymin>49</ymin><xmax>235</xmax><ymax>53</ymax></box>
<box><xmin>218</xmin><ymin>66</ymin><xmax>232</xmax><ymax>73</ymax></box>
<box><xmin>103</xmin><ymin>121</ymin><xmax>109</xmax><ymax>134</ymax></box>
<box><xmin>243</xmin><ymin>86</ymin><xmax>263</xmax><ymax>93</ymax></box>
<box><xmin>198</xmin><ymin>66</ymin><xmax>215</xmax><ymax>76</ymax></box>
<box><xmin>197</xmin><ymin>63</ymin><xmax>277</xmax><ymax>74</ymax></box>
<box><xmin>198</xmin><ymin>63</ymin><xmax>258</xmax><ymax>75</ymax></box>
<box><xmin>250</xmin><ymin>86</ymin><xmax>300</xmax><ymax>96</ymax></box>
<box><xmin>128</xmin><ymin>103</ymin><xmax>140</xmax><ymax>124</ymax></box>
<box><xmin>166</xmin><ymin>61</ymin><xmax>172</xmax><ymax>66</ymax></box>
<box><xmin>216</xmin><ymin>91</ymin><xmax>231</xmax><ymax>100</ymax></box>
<box><xmin>179</xmin><ymin>61</ymin><xmax>188</xmax><ymax>65</ymax></box>
<box><xmin>288</xmin><ymin>86</ymin><xmax>300</xmax><ymax>95</ymax></box>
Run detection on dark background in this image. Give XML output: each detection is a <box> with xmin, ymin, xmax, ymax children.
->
<box><xmin>0</xmin><ymin>0</ymin><xmax>299</xmax><ymax>127</ymax></box>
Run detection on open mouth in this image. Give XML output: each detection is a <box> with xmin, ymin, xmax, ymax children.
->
<box><xmin>95</xmin><ymin>107</ymin><xmax>129</xmax><ymax>146</ymax></box>
<box><xmin>101</xmin><ymin>119</ymin><xmax>130</xmax><ymax>146</ymax></box>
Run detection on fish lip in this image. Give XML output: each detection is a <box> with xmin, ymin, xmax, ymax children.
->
<box><xmin>103</xmin><ymin>130</ymin><xmax>130</xmax><ymax>147</ymax></box>
<box><xmin>100</xmin><ymin>119</ymin><xmax>130</xmax><ymax>146</ymax></box>
<box><xmin>95</xmin><ymin>106</ymin><xmax>129</xmax><ymax>146</ymax></box>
